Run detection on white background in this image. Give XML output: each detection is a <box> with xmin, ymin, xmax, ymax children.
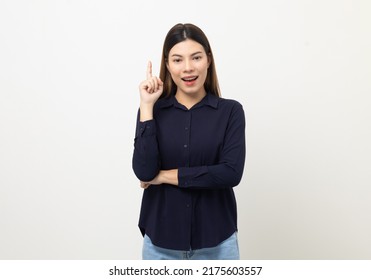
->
<box><xmin>0</xmin><ymin>0</ymin><xmax>370</xmax><ymax>259</ymax></box>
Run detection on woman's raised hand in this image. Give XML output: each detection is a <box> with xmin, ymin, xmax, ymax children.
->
<box><xmin>139</xmin><ymin>61</ymin><xmax>163</xmax><ymax>105</ymax></box>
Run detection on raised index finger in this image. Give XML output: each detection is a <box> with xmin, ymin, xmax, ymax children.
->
<box><xmin>146</xmin><ymin>61</ymin><xmax>152</xmax><ymax>79</ymax></box>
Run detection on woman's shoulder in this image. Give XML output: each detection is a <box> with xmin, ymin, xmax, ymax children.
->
<box><xmin>217</xmin><ymin>96</ymin><xmax>244</xmax><ymax>110</ymax></box>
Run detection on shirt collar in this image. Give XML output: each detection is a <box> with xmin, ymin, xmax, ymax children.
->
<box><xmin>158</xmin><ymin>93</ymin><xmax>219</xmax><ymax>110</ymax></box>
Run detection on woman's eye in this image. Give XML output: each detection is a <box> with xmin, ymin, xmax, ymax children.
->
<box><xmin>173</xmin><ymin>59</ymin><xmax>181</xmax><ymax>63</ymax></box>
<box><xmin>193</xmin><ymin>56</ymin><xmax>201</xmax><ymax>60</ymax></box>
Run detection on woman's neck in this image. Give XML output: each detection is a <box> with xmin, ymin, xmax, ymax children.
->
<box><xmin>175</xmin><ymin>89</ymin><xmax>207</xmax><ymax>109</ymax></box>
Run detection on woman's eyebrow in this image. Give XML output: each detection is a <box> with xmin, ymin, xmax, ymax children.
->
<box><xmin>171</xmin><ymin>51</ymin><xmax>203</xmax><ymax>57</ymax></box>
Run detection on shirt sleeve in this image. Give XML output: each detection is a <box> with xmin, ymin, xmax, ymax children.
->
<box><xmin>132</xmin><ymin>111</ymin><xmax>160</xmax><ymax>182</ymax></box>
<box><xmin>178</xmin><ymin>103</ymin><xmax>246</xmax><ymax>189</ymax></box>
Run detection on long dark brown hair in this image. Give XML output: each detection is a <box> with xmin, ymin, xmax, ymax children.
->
<box><xmin>159</xmin><ymin>23</ymin><xmax>221</xmax><ymax>98</ymax></box>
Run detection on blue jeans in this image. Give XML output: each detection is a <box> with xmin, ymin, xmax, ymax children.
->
<box><xmin>142</xmin><ymin>232</ymin><xmax>240</xmax><ymax>260</ymax></box>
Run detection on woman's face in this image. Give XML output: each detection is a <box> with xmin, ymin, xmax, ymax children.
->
<box><xmin>167</xmin><ymin>39</ymin><xmax>210</xmax><ymax>97</ymax></box>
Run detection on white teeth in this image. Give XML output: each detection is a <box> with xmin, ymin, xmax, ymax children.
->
<box><xmin>182</xmin><ymin>77</ymin><xmax>197</xmax><ymax>81</ymax></box>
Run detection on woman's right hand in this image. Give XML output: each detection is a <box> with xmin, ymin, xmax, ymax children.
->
<box><xmin>139</xmin><ymin>61</ymin><xmax>163</xmax><ymax>105</ymax></box>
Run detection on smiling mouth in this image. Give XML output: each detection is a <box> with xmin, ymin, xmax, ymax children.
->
<box><xmin>181</xmin><ymin>76</ymin><xmax>198</xmax><ymax>82</ymax></box>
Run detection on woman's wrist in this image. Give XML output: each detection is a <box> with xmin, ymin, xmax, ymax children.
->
<box><xmin>140</xmin><ymin>103</ymin><xmax>154</xmax><ymax>121</ymax></box>
<box><xmin>160</xmin><ymin>169</ymin><xmax>178</xmax><ymax>186</ymax></box>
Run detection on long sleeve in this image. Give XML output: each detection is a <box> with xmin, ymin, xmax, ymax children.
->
<box><xmin>178</xmin><ymin>102</ymin><xmax>245</xmax><ymax>189</ymax></box>
<box><xmin>132</xmin><ymin>112</ymin><xmax>160</xmax><ymax>181</ymax></box>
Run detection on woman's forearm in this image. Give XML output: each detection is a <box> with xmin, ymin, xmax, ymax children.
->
<box><xmin>142</xmin><ymin>169</ymin><xmax>179</xmax><ymax>187</ymax></box>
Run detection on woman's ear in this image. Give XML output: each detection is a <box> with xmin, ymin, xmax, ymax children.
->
<box><xmin>165</xmin><ymin>59</ymin><xmax>169</xmax><ymax>70</ymax></box>
<box><xmin>207</xmin><ymin>53</ymin><xmax>211</xmax><ymax>68</ymax></box>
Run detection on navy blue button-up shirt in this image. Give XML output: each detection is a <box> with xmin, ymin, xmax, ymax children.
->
<box><xmin>132</xmin><ymin>93</ymin><xmax>246</xmax><ymax>250</ymax></box>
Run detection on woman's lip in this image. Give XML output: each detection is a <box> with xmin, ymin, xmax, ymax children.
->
<box><xmin>182</xmin><ymin>77</ymin><xmax>198</xmax><ymax>86</ymax></box>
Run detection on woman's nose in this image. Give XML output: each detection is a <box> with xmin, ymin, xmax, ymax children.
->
<box><xmin>184</xmin><ymin>59</ymin><xmax>194</xmax><ymax>72</ymax></box>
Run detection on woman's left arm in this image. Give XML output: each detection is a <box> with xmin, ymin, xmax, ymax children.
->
<box><xmin>178</xmin><ymin>102</ymin><xmax>246</xmax><ymax>189</ymax></box>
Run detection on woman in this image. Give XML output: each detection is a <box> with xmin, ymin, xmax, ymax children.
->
<box><xmin>132</xmin><ymin>23</ymin><xmax>246</xmax><ymax>260</ymax></box>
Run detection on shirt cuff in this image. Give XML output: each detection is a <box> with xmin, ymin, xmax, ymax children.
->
<box><xmin>137</xmin><ymin>120</ymin><xmax>156</xmax><ymax>137</ymax></box>
<box><xmin>178</xmin><ymin>166</ymin><xmax>208</xmax><ymax>188</ymax></box>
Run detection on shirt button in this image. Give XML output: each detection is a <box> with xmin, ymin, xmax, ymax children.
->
<box><xmin>184</xmin><ymin>144</ymin><xmax>188</xmax><ymax>148</ymax></box>
<box><xmin>185</xmin><ymin>127</ymin><xmax>188</xmax><ymax>130</ymax></box>
<box><xmin>186</xmin><ymin>204</ymin><xmax>190</xmax><ymax>208</ymax></box>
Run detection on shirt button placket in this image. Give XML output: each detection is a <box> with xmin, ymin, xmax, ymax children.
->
<box><xmin>183</xmin><ymin>112</ymin><xmax>191</xmax><ymax>167</ymax></box>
